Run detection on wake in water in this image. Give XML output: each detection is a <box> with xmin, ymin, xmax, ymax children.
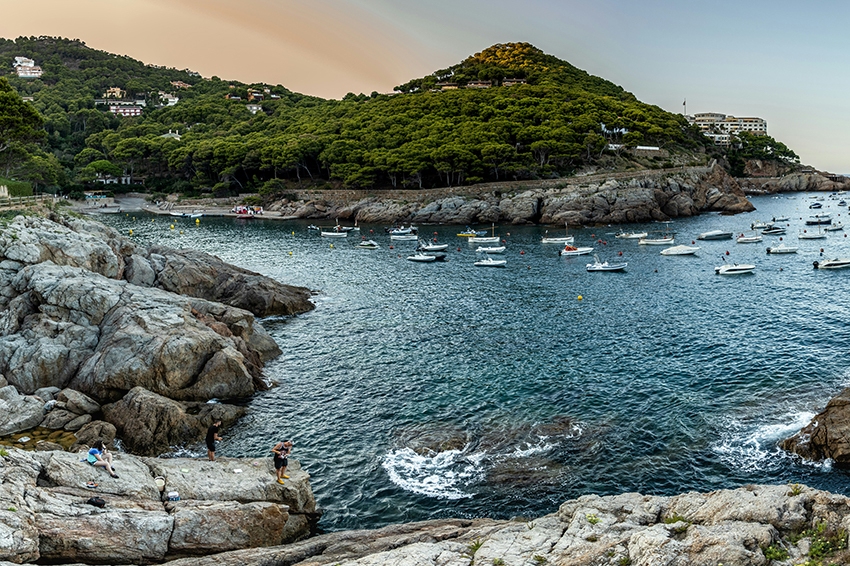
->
<box><xmin>382</xmin><ymin>419</ymin><xmax>584</xmax><ymax>499</ymax></box>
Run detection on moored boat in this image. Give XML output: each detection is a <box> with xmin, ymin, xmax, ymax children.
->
<box><xmin>660</xmin><ymin>245</ymin><xmax>700</xmax><ymax>256</ymax></box>
<box><xmin>391</xmin><ymin>234</ymin><xmax>419</xmax><ymax>241</ymax></box>
<box><xmin>475</xmin><ymin>246</ymin><xmax>506</xmax><ymax>254</ymax></box>
<box><xmin>356</xmin><ymin>239</ymin><xmax>380</xmax><ymax>249</ymax></box>
<box><xmin>407</xmin><ymin>252</ymin><xmax>437</xmax><ymax>263</ymax></box>
<box><xmin>586</xmin><ymin>254</ymin><xmax>627</xmax><ymax>272</ymax></box>
<box><xmin>638</xmin><ymin>235</ymin><xmax>674</xmax><ymax>245</ymax></box>
<box><xmin>474</xmin><ymin>256</ymin><xmax>507</xmax><ymax>267</ymax></box>
<box><xmin>417</xmin><ymin>239</ymin><xmax>449</xmax><ymax>252</ymax></box>
<box><xmin>825</xmin><ymin>222</ymin><xmax>845</xmax><ymax>232</ymax></box>
<box><xmin>766</xmin><ymin>243</ymin><xmax>797</xmax><ymax>254</ymax></box>
<box><xmin>559</xmin><ymin>245</ymin><xmax>594</xmax><ymax>256</ymax></box>
<box><xmin>697</xmin><ymin>230</ymin><xmax>733</xmax><ymax>241</ymax></box>
<box><xmin>321</xmin><ymin>230</ymin><xmax>347</xmax><ymax>238</ymax></box>
<box><xmin>715</xmin><ymin>263</ymin><xmax>755</xmax><ymax>275</ymax></box>
<box><xmin>614</xmin><ymin>231</ymin><xmax>648</xmax><ymax>239</ymax></box>
<box><xmin>541</xmin><ymin>222</ymin><xmax>574</xmax><ymax>244</ymax></box>
<box><xmin>813</xmin><ymin>258</ymin><xmax>850</xmax><ymax>269</ymax></box>
<box><xmin>736</xmin><ymin>232</ymin><xmax>763</xmax><ymax>244</ymax></box>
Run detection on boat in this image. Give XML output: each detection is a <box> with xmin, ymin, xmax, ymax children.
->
<box><xmin>390</xmin><ymin>234</ymin><xmax>419</xmax><ymax>241</ymax></box>
<box><xmin>417</xmin><ymin>239</ymin><xmax>449</xmax><ymax>252</ymax></box>
<box><xmin>825</xmin><ymin>223</ymin><xmax>845</xmax><ymax>232</ymax></box>
<box><xmin>766</xmin><ymin>243</ymin><xmax>798</xmax><ymax>254</ymax></box>
<box><xmin>541</xmin><ymin>223</ymin><xmax>575</xmax><ymax>244</ymax></box>
<box><xmin>457</xmin><ymin>227</ymin><xmax>486</xmax><ymax>237</ymax></box>
<box><xmin>189</xmin><ymin>212</ymin><xmax>204</xmax><ymax>219</ymax></box>
<box><xmin>736</xmin><ymin>232</ymin><xmax>763</xmax><ymax>244</ymax></box>
<box><xmin>614</xmin><ymin>231</ymin><xmax>648</xmax><ymax>239</ymax></box>
<box><xmin>307</xmin><ymin>224</ymin><xmax>320</xmax><ymax>231</ymax></box>
<box><xmin>813</xmin><ymin>258</ymin><xmax>850</xmax><ymax>269</ymax></box>
<box><xmin>170</xmin><ymin>211</ymin><xmax>187</xmax><ymax>217</ymax></box>
<box><xmin>697</xmin><ymin>230</ymin><xmax>733</xmax><ymax>241</ymax></box>
<box><xmin>761</xmin><ymin>226</ymin><xmax>786</xmax><ymax>235</ymax></box>
<box><xmin>469</xmin><ymin>223</ymin><xmax>501</xmax><ymax>244</ymax></box>
<box><xmin>389</xmin><ymin>225</ymin><xmax>417</xmax><ymax>235</ymax></box>
<box><xmin>356</xmin><ymin>240</ymin><xmax>380</xmax><ymax>249</ymax></box>
<box><xmin>407</xmin><ymin>252</ymin><xmax>437</xmax><ymax>263</ymax></box>
<box><xmin>97</xmin><ymin>207</ymin><xmax>122</xmax><ymax>214</ymax></box>
<box><xmin>334</xmin><ymin>219</ymin><xmax>360</xmax><ymax>232</ymax></box>
<box><xmin>809</xmin><ymin>202</ymin><xmax>823</xmax><ymax>209</ymax></box>
<box><xmin>798</xmin><ymin>230</ymin><xmax>827</xmax><ymax>240</ymax></box>
<box><xmin>715</xmin><ymin>262</ymin><xmax>755</xmax><ymax>275</ymax></box>
<box><xmin>839</xmin><ymin>201</ymin><xmax>847</xmax><ymax>207</ymax></box>
<box><xmin>772</xmin><ymin>216</ymin><xmax>789</xmax><ymax>222</ymax></box>
<box><xmin>474</xmin><ymin>256</ymin><xmax>507</xmax><ymax>268</ymax></box>
<box><xmin>560</xmin><ymin>244</ymin><xmax>594</xmax><ymax>256</ymax></box>
<box><xmin>638</xmin><ymin>235</ymin><xmax>675</xmax><ymax>245</ymax></box>
<box><xmin>475</xmin><ymin>246</ymin><xmax>506</xmax><ymax>254</ymax></box>
<box><xmin>750</xmin><ymin>221</ymin><xmax>769</xmax><ymax>230</ymax></box>
<box><xmin>586</xmin><ymin>254</ymin><xmax>627</xmax><ymax>272</ymax></box>
<box><xmin>321</xmin><ymin>230</ymin><xmax>347</xmax><ymax>238</ymax></box>
<box><xmin>660</xmin><ymin>245</ymin><xmax>700</xmax><ymax>256</ymax></box>
<box><xmin>806</xmin><ymin>214</ymin><xmax>832</xmax><ymax>225</ymax></box>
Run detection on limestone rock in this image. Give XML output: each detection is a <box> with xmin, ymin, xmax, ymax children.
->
<box><xmin>63</xmin><ymin>414</ymin><xmax>92</xmax><ymax>432</ymax></box>
<box><xmin>0</xmin><ymin>386</ymin><xmax>45</xmax><ymax>436</ymax></box>
<box><xmin>56</xmin><ymin>389</ymin><xmax>100</xmax><ymax>415</ymax></box>
<box><xmin>124</xmin><ymin>253</ymin><xmax>155</xmax><ymax>286</ymax></box>
<box><xmin>145</xmin><ymin>246</ymin><xmax>314</xmax><ymax>318</ymax></box>
<box><xmin>32</xmin><ymin>386</ymin><xmax>59</xmax><ymax>402</ymax></box>
<box><xmin>31</xmin><ymin>450</ymin><xmax>160</xmax><ymax>500</ymax></box>
<box><xmin>781</xmin><ymin>386</ymin><xmax>850</xmax><ymax>464</ymax></box>
<box><xmin>142</xmin><ymin>457</ymin><xmax>316</xmax><ymax>515</ymax></box>
<box><xmin>73</xmin><ymin>420</ymin><xmax>116</xmax><ymax>450</ymax></box>
<box><xmin>168</xmin><ymin>500</ymin><xmax>290</xmax><ymax>554</ymax></box>
<box><xmin>40</xmin><ymin>408</ymin><xmax>77</xmax><ymax>430</ymax></box>
<box><xmin>0</xmin><ymin>449</ymin><xmax>41</xmax><ymax>563</ymax></box>
<box><xmin>103</xmin><ymin>387</ymin><xmax>246</xmax><ymax>456</ymax></box>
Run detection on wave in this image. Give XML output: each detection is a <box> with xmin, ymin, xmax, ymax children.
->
<box><xmin>382</xmin><ymin>447</ymin><xmax>483</xmax><ymax>499</ymax></box>
<box><xmin>712</xmin><ymin>410</ymin><xmax>817</xmax><ymax>473</ymax></box>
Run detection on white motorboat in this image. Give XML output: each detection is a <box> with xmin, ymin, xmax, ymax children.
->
<box><xmin>825</xmin><ymin>223</ymin><xmax>845</xmax><ymax>232</ymax></box>
<box><xmin>560</xmin><ymin>245</ymin><xmax>594</xmax><ymax>256</ymax></box>
<box><xmin>469</xmin><ymin>223</ymin><xmax>500</xmax><ymax>244</ymax></box>
<box><xmin>809</xmin><ymin>202</ymin><xmax>823</xmax><ymax>209</ymax></box>
<box><xmin>474</xmin><ymin>256</ymin><xmax>506</xmax><ymax>268</ymax></box>
<box><xmin>660</xmin><ymin>245</ymin><xmax>699</xmax><ymax>256</ymax></box>
<box><xmin>806</xmin><ymin>214</ymin><xmax>832</xmax><ymax>225</ymax></box>
<box><xmin>615</xmin><ymin>231</ymin><xmax>648</xmax><ymax>239</ymax></box>
<box><xmin>542</xmin><ymin>223</ymin><xmax>575</xmax><ymax>244</ymax></box>
<box><xmin>356</xmin><ymin>240</ymin><xmax>380</xmax><ymax>249</ymax></box>
<box><xmin>457</xmin><ymin>227</ymin><xmax>486</xmax><ymax>237</ymax></box>
<box><xmin>321</xmin><ymin>231</ymin><xmax>348</xmax><ymax>238</ymax></box>
<box><xmin>715</xmin><ymin>263</ymin><xmax>755</xmax><ymax>275</ymax></box>
<box><xmin>417</xmin><ymin>239</ymin><xmax>449</xmax><ymax>251</ymax></box>
<box><xmin>586</xmin><ymin>254</ymin><xmax>627</xmax><ymax>272</ymax></box>
<box><xmin>407</xmin><ymin>252</ymin><xmax>436</xmax><ymax>263</ymax></box>
<box><xmin>307</xmin><ymin>224</ymin><xmax>320</xmax><ymax>231</ymax></box>
<box><xmin>761</xmin><ymin>226</ymin><xmax>786</xmax><ymax>235</ymax></box>
<box><xmin>813</xmin><ymin>258</ymin><xmax>850</xmax><ymax>269</ymax></box>
<box><xmin>766</xmin><ymin>243</ymin><xmax>797</xmax><ymax>254</ymax></box>
<box><xmin>798</xmin><ymin>228</ymin><xmax>827</xmax><ymax>239</ymax></box>
<box><xmin>475</xmin><ymin>246</ymin><xmax>506</xmax><ymax>254</ymax></box>
<box><xmin>390</xmin><ymin>225</ymin><xmax>416</xmax><ymax>235</ymax></box>
<box><xmin>391</xmin><ymin>234</ymin><xmax>419</xmax><ymax>241</ymax></box>
<box><xmin>639</xmin><ymin>235</ymin><xmax>674</xmax><ymax>245</ymax></box>
<box><xmin>750</xmin><ymin>221</ymin><xmax>770</xmax><ymax>230</ymax></box>
<box><xmin>772</xmin><ymin>216</ymin><xmax>789</xmax><ymax>222</ymax></box>
<box><xmin>736</xmin><ymin>232</ymin><xmax>763</xmax><ymax>244</ymax></box>
<box><xmin>697</xmin><ymin>230</ymin><xmax>733</xmax><ymax>241</ymax></box>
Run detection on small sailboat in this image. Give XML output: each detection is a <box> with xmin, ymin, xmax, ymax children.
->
<box><xmin>541</xmin><ymin>222</ymin><xmax>574</xmax><ymax>244</ymax></box>
<box><xmin>469</xmin><ymin>223</ymin><xmax>500</xmax><ymax>244</ymax></box>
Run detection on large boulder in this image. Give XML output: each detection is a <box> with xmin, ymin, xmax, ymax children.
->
<box><xmin>0</xmin><ymin>385</ymin><xmax>45</xmax><ymax>436</ymax></box>
<box><xmin>145</xmin><ymin>246</ymin><xmax>314</xmax><ymax>317</ymax></box>
<box><xmin>56</xmin><ymin>389</ymin><xmax>100</xmax><ymax>416</ymax></box>
<box><xmin>102</xmin><ymin>387</ymin><xmax>246</xmax><ymax>456</ymax></box>
<box><xmin>0</xmin><ymin>449</ymin><xmax>41</xmax><ymax>563</ymax></box>
<box><xmin>781</xmin><ymin>387</ymin><xmax>850</xmax><ymax>465</ymax></box>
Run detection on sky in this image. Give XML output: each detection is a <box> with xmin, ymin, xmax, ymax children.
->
<box><xmin>1</xmin><ymin>0</ymin><xmax>850</xmax><ymax>172</ymax></box>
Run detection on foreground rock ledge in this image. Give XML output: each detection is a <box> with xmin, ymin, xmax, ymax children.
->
<box><xmin>0</xmin><ymin>447</ymin><xmax>317</xmax><ymax>564</ymax></box>
<box><xmin>5</xmin><ymin>472</ymin><xmax>850</xmax><ymax>566</ymax></box>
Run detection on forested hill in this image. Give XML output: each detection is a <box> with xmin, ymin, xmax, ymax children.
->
<box><xmin>0</xmin><ymin>37</ymin><xmax>794</xmax><ymax>198</ymax></box>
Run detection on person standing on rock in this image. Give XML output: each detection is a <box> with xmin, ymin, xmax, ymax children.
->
<box><xmin>206</xmin><ymin>420</ymin><xmax>222</xmax><ymax>461</ymax></box>
<box><xmin>87</xmin><ymin>440</ymin><xmax>118</xmax><ymax>478</ymax></box>
<box><xmin>271</xmin><ymin>440</ymin><xmax>292</xmax><ymax>484</ymax></box>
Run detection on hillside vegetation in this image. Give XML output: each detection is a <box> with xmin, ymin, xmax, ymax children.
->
<box><xmin>0</xmin><ymin>37</ymin><xmax>786</xmax><ymax>198</ymax></box>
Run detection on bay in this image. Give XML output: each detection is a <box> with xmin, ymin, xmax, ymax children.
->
<box><xmin>100</xmin><ymin>194</ymin><xmax>850</xmax><ymax>532</ymax></box>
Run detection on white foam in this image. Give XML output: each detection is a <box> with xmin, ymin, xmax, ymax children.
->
<box><xmin>382</xmin><ymin>447</ymin><xmax>483</xmax><ymax>499</ymax></box>
<box><xmin>713</xmin><ymin>411</ymin><xmax>816</xmax><ymax>472</ymax></box>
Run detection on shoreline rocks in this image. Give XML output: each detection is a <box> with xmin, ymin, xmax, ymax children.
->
<box><xmin>781</xmin><ymin>386</ymin><xmax>850</xmax><ymax>465</ymax></box>
<box><xmin>0</xmin><ymin>447</ymin><xmax>317</xmax><ymax>564</ymax></box>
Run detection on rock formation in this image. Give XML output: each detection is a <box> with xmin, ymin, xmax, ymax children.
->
<box><xmin>0</xmin><ymin>447</ymin><xmax>317</xmax><ymax>564</ymax></box>
<box><xmin>781</xmin><ymin>387</ymin><xmax>850</xmax><ymax>465</ymax></box>
<box><xmin>0</xmin><ymin>213</ymin><xmax>314</xmax><ymax>453</ymax></box>
<box><xmin>267</xmin><ymin>163</ymin><xmax>755</xmax><ymax>226</ymax></box>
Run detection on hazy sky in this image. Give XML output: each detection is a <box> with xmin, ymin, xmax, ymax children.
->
<box><xmin>2</xmin><ymin>0</ymin><xmax>849</xmax><ymax>172</ymax></box>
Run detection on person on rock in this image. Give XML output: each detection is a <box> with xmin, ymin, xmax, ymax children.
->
<box><xmin>87</xmin><ymin>440</ymin><xmax>118</xmax><ymax>478</ymax></box>
<box><xmin>271</xmin><ymin>440</ymin><xmax>293</xmax><ymax>484</ymax></box>
<box><xmin>206</xmin><ymin>420</ymin><xmax>223</xmax><ymax>461</ymax></box>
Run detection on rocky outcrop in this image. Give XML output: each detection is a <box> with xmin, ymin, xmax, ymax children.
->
<box><xmin>0</xmin><ymin>386</ymin><xmax>44</xmax><ymax>436</ymax></box>
<box><xmin>740</xmin><ymin>170</ymin><xmax>850</xmax><ymax>194</ymax></box>
<box><xmin>103</xmin><ymin>387</ymin><xmax>246</xmax><ymax>456</ymax></box>
<box><xmin>780</xmin><ymin>386</ymin><xmax>850</xmax><ymax>465</ymax></box>
<box><xmin>268</xmin><ymin>164</ymin><xmax>754</xmax><ymax>226</ymax></box>
<box><xmin>159</xmin><ymin>484</ymin><xmax>850</xmax><ymax>566</ymax></box>
<box><xmin>0</xmin><ymin>448</ymin><xmax>316</xmax><ymax>564</ymax></box>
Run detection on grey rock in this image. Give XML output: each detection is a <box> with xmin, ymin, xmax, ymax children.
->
<box><xmin>34</xmin><ymin>440</ymin><xmax>65</xmax><ymax>452</ymax></box>
<box><xmin>40</xmin><ymin>408</ymin><xmax>77</xmax><ymax>430</ymax></box>
<box><xmin>0</xmin><ymin>386</ymin><xmax>45</xmax><ymax>436</ymax></box>
<box><xmin>168</xmin><ymin>500</ymin><xmax>290</xmax><ymax>554</ymax></box>
<box><xmin>781</xmin><ymin>386</ymin><xmax>850</xmax><ymax>464</ymax></box>
<box><xmin>33</xmin><ymin>386</ymin><xmax>60</xmax><ymax>402</ymax></box>
<box><xmin>56</xmin><ymin>388</ymin><xmax>100</xmax><ymax>415</ymax></box>
<box><xmin>73</xmin><ymin>420</ymin><xmax>117</xmax><ymax>450</ymax></box>
<box><xmin>124</xmin><ymin>253</ymin><xmax>156</xmax><ymax>286</ymax></box>
<box><xmin>63</xmin><ymin>414</ymin><xmax>92</xmax><ymax>432</ymax></box>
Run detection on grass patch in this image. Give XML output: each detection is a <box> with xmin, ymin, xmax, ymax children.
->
<box><xmin>762</xmin><ymin>543</ymin><xmax>789</xmax><ymax>561</ymax></box>
<box><xmin>586</xmin><ymin>513</ymin><xmax>600</xmax><ymax>525</ymax></box>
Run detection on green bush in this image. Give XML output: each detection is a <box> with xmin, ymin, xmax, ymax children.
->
<box><xmin>0</xmin><ymin>178</ymin><xmax>33</xmax><ymax>197</ymax></box>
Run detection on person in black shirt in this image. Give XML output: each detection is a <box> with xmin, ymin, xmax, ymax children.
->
<box><xmin>206</xmin><ymin>420</ymin><xmax>222</xmax><ymax>461</ymax></box>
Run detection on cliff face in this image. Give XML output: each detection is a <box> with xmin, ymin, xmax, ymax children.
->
<box><xmin>268</xmin><ymin>164</ymin><xmax>754</xmax><ymax>226</ymax></box>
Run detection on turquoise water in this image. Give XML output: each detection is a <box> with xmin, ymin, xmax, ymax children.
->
<box><xmin>102</xmin><ymin>194</ymin><xmax>850</xmax><ymax>531</ymax></box>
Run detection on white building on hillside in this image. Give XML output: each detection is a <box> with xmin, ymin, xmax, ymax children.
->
<box><xmin>686</xmin><ymin>112</ymin><xmax>767</xmax><ymax>146</ymax></box>
<box><xmin>12</xmin><ymin>56</ymin><xmax>43</xmax><ymax>78</ymax></box>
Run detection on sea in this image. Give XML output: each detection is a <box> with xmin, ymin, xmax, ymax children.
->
<box><xmin>99</xmin><ymin>193</ymin><xmax>850</xmax><ymax>532</ymax></box>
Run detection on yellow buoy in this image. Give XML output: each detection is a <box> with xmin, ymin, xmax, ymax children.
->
<box><xmin>179</xmin><ymin>230</ymin><xmax>184</xmax><ymax>235</ymax></box>
<box><xmin>291</xmin><ymin>231</ymin><xmax>295</xmax><ymax>235</ymax></box>
<box><xmin>151</xmin><ymin>219</ymin><xmax>155</xmax><ymax>223</ymax></box>
<box><xmin>577</xmin><ymin>295</ymin><xmax>583</xmax><ymax>301</ymax></box>
<box><xmin>330</xmin><ymin>244</ymin><xmax>334</xmax><ymax>248</ymax></box>
<box><xmin>128</xmin><ymin>229</ymin><xmax>133</xmax><ymax>235</ymax></box>
<box><xmin>289</xmin><ymin>251</ymin><xmax>293</xmax><ymax>256</ymax></box>
<box><xmin>170</xmin><ymin>224</ymin><xmax>175</xmax><ymax>230</ymax></box>
<box><xmin>195</xmin><ymin>218</ymin><xmax>200</xmax><ymax>224</ymax></box>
